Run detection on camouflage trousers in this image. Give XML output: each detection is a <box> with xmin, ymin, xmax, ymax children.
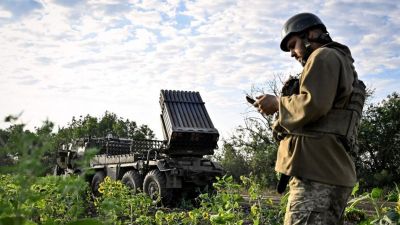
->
<box><xmin>284</xmin><ymin>177</ymin><xmax>352</xmax><ymax>225</ymax></box>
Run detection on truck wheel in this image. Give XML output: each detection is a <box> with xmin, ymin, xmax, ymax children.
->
<box><xmin>91</xmin><ymin>171</ymin><xmax>105</xmax><ymax>197</ymax></box>
<box><xmin>121</xmin><ymin>170</ymin><xmax>142</xmax><ymax>194</ymax></box>
<box><xmin>143</xmin><ymin>169</ymin><xmax>172</xmax><ymax>205</ymax></box>
<box><xmin>53</xmin><ymin>165</ymin><xmax>63</xmax><ymax>176</ymax></box>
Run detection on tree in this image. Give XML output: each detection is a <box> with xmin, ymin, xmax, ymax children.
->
<box><xmin>219</xmin><ymin>142</ymin><xmax>250</xmax><ymax>181</ymax></box>
<box><xmin>55</xmin><ymin>111</ymin><xmax>155</xmax><ymax>145</ymax></box>
<box><xmin>218</xmin><ymin>75</ymin><xmax>283</xmax><ymax>187</ymax></box>
<box><xmin>219</xmin><ymin>116</ymin><xmax>278</xmax><ymax>187</ymax></box>
<box><xmin>0</xmin><ymin>124</ymin><xmax>26</xmax><ymax>167</ymax></box>
<box><xmin>356</xmin><ymin>92</ymin><xmax>400</xmax><ymax>188</ymax></box>
<box><xmin>0</xmin><ymin>119</ymin><xmax>55</xmax><ymax>175</ymax></box>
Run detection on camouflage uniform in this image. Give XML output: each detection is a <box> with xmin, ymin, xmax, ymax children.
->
<box><xmin>284</xmin><ymin>177</ymin><xmax>352</xmax><ymax>225</ymax></box>
<box><xmin>275</xmin><ymin>13</ymin><xmax>364</xmax><ymax>225</ymax></box>
<box><xmin>274</xmin><ymin>42</ymin><xmax>359</xmax><ymax>225</ymax></box>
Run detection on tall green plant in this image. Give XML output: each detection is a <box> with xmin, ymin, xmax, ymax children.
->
<box><xmin>346</xmin><ymin>183</ymin><xmax>400</xmax><ymax>224</ymax></box>
<box><xmin>94</xmin><ymin>176</ymin><xmax>154</xmax><ymax>224</ymax></box>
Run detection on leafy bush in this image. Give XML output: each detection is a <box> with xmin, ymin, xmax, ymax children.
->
<box><xmin>1</xmin><ymin>173</ymin><xmax>400</xmax><ymax>224</ymax></box>
<box><xmin>0</xmin><ymin>174</ymin><xmax>88</xmax><ymax>224</ymax></box>
<box><xmin>94</xmin><ymin>176</ymin><xmax>153</xmax><ymax>224</ymax></box>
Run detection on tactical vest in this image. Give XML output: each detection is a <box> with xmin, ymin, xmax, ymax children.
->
<box><xmin>274</xmin><ymin>72</ymin><xmax>366</xmax><ymax>153</ymax></box>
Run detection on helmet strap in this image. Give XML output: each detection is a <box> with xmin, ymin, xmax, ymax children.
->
<box><xmin>308</xmin><ymin>32</ymin><xmax>333</xmax><ymax>45</ymax></box>
<box><xmin>300</xmin><ymin>35</ymin><xmax>313</xmax><ymax>66</ymax></box>
<box><xmin>299</xmin><ymin>31</ymin><xmax>332</xmax><ymax>66</ymax></box>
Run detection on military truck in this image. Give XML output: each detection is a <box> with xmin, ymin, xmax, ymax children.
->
<box><xmin>54</xmin><ymin>90</ymin><xmax>225</xmax><ymax>204</ymax></box>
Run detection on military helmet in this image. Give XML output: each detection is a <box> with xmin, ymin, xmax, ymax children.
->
<box><xmin>280</xmin><ymin>13</ymin><xmax>327</xmax><ymax>52</ymax></box>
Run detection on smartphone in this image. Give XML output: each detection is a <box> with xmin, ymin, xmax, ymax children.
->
<box><xmin>246</xmin><ymin>95</ymin><xmax>255</xmax><ymax>104</ymax></box>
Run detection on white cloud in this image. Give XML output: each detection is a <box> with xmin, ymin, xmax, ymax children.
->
<box><xmin>0</xmin><ymin>7</ymin><xmax>12</xmax><ymax>18</ymax></box>
<box><xmin>364</xmin><ymin>77</ymin><xmax>399</xmax><ymax>103</ymax></box>
<box><xmin>89</xmin><ymin>0</ymin><xmax>122</xmax><ymax>4</ymax></box>
<box><xmin>124</xmin><ymin>9</ymin><xmax>162</xmax><ymax>29</ymax></box>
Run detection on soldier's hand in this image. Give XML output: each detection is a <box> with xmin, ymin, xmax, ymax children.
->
<box><xmin>254</xmin><ymin>94</ymin><xmax>279</xmax><ymax>115</ymax></box>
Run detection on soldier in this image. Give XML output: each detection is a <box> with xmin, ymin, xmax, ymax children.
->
<box><xmin>255</xmin><ymin>13</ymin><xmax>365</xmax><ymax>224</ymax></box>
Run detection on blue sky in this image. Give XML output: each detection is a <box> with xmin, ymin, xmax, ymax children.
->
<box><xmin>0</xmin><ymin>0</ymin><xmax>399</xmax><ymax>139</ymax></box>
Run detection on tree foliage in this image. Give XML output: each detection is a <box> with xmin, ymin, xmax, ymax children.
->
<box><xmin>55</xmin><ymin>111</ymin><xmax>155</xmax><ymax>145</ymax></box>
<box><xmin>356</xmin><ymin>92</ymin><xmax>400</xmax><ymax>188</ymax></box>
<box><xmin>0</xmin><ymin>119</ymin><xmax>55</xmax><ymax>174</ymax></box>
<box><xmin>219</xmin><ymin>116</ymin><xmax>278</xmax><ymax>187</ymax></box>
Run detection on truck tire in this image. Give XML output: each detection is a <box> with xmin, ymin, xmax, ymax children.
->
<box><xmin>121</xmin><ymin>170</ymin><xmax>142</xmax><ymax>194</ymax></box>
<box><xmin>143</xmin><ymin>169</ymin><xmax>172</xmax><ymax>205</ymax></box>
<box><xmin>91</xmin><ymin>171</ymin><xmax>105</xmax><ymax>196</ymax></box>
<box><xmin>53</xmin><ymin>165</ymin><xmax>63</xmax><ymax>176</ymax></box>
